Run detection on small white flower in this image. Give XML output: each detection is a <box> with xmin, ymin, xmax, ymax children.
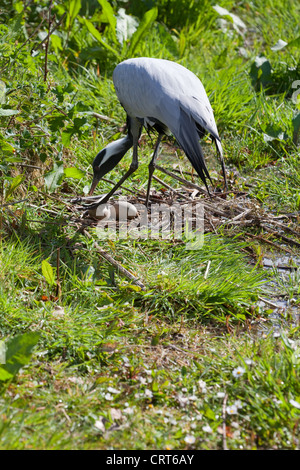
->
<box><xmin>138</xmin><ymin>376</ymin><xmax>147</xmax><ymax>385</ymax></box>
<box><xmin>104</xmin><ymin>393</ymin><xmax>114</xmax><ymax>401</ymax></box>
<box><xmin>123</xmin><ymin>406</ymin><xmax>135</xmax><ymax>415</ymax></box>
<box><xmin>184</xmin><ymin>435</ymin><xmax>196</xmax><ymax>444</ymax></box>
<box><xmin>217</xmin><ymin>392</ymin><xmax>226</xmax><ymax>398</ymax></box>
<box><xmin>94</xmin><ymin>419</ymin><xmax>105</xmax><ymax>432</ymax></box>
<box><xmin>144</xmin><ymin>389</ymin><xmax>153</xmax><ymax>398</ymax></box>
<box><xmin>177</xmin><ymin>394</ymin><xmax>190</xmax><ymax>407</ymax></box>
<box><xmin>290</xmin><ymin>399</ymin><xmax>300</xmax><ymax>409</ymax></box>
<box><xmin>226</xmin><ymin>404</ymin><xmax>238</xmax><ymax>415</ymax></box>
<box><xmin>107</xmin><ymin>386</ymin><xmax>121</xmax><ymax>394</ymax></box>
<box><xmin>244</xmin><ymin>358</ymin><xmax>253</xmax><ymax>366</ymax></box>
<box><xmin>232</xmin><ymin>366</ymin><xmax>245</xmax><ymax>378</ymax></box>
<box><xmin>234</xmin><ymin>399</ymin><xmax>243</xmax><ymax>409</ymax></box>
<box><xmin>202</xmin><ymin>424</ymin><xmax>213</xmax><ymax>433</ymax></box>
<box><xmin>110</xmin><ymin>408</ymin><xmax>122</xmax><ymax>420</ymax></box>
<box><xmin>198</xmin><ymin>379</ymin><xmax>207</xmax><ymax>393</ymax></box>
<box><xmin>188</xmin><ymin>395</ymin><xmax>198</xmax><ymax>401</ymax></box>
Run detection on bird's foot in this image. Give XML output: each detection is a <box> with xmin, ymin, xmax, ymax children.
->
<box><xmin>79</xmin><ymin>197</ymin><xmax>110</xmax><ymax>211</ymax></box>
<box><xmin>70</xmin><ymin>194</ymin><xmax>110</xmax><ymax>211</ymax></box>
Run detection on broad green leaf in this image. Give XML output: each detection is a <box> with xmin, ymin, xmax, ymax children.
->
<box><xmin>203</xmin><ymin>406</ymin><xmax>216</xmax><ymax>421</ymax></box>
<box><xmin>152</xmin><ymin>380</ymin><xmax>159</xmax><ymax>392</ymax></box>
<box><xmin>0</xmin><ymin>332</ymin><xmax>40</xmax><ymax>380</ymax></box>
<box><xmin>5</xmin><ymin>174</ymin><xmax>24</xmax><ymax>200</ymax></box>
<box><xmin>83</xmin><ymin>18</ymin><xmax>120</xmax><ymax>58</ymax></box>
<box><xmin>250</xmin><ymin>56</ymin><xmax>272</xmax><ymax>90</ymax></box>
<box><xmin>98</xmin><ymin>0</ymin><xmax>117</xmax><ymax>42</ymax></box>
<box><xmin>0</xmin><ymin>135</ymin><xmax>15</xmax><ymax>156</ymax></box>
<box><xmin>127</xmin><ymin>7</ymin><xmax>158</xmax><ymax>57</ymax></box>
<box><xmin>42</xmin><ymin>259</ymin><xmax>56</xmax><ymax>286</ymax></box>
<box><xmin>61</xmin><ymin>130</ymin><xmax>73</xmax><ymax>147</ymax></box>
<box><xmin>64</xmin><ymin>167</ymin><xmax>85</xmax><ymax>179</ymax></box>
<box><xmin>288</xmin><ymin>36</ymin><xmax>300</xmax><ymax>48</ymax></box>
<box><xmin>0</xmin><ymin>108</ymin><xmax>20</xmax><ymax>116</ymax></box>
<box><xmin>51</xmin><ymin>33</ymin><xmax>63</xmax><ymax>54</ymax></box>
<box><xmin>44</xmin><ymin>162</ymin><xmax>65</xmax><ymax>191</ymax></box>
<box><xmin>66</xmin><ymin>0</ymin><xmax>82</xmax><ymax>29</ymax></box>
<box><xmin>14</xmin><ymin>1</ymin><xmax>24</xmax><ymax>13</ymax></box>
<box><xmin>263</xmin><ymin>124</ymin><xmax>288</xmax><ymax>143</ymax></box>
<box><xmin>0</xmin><ymin>368</ymin><xmax>13</xmax><ymax>381</ymax></box>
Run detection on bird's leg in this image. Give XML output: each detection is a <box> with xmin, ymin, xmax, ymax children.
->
<box><xmin>221</xmin><ymin>158</ymin><xmax>228</xmax><ymax>191</ymax></box>
<box><xmin>145</xmin><ymin>133</ymin><xmax>163</xmax><ymax>207</ymax></box>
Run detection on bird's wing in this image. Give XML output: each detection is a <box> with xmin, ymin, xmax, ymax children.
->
<box><xmin>166</xmin><ymin>103</ymin><xmax>212</xmax><ymax>190</ymax></box>
<box><xmin>181</xmin><ymin>94</ymin><xmax>221</xmax><ymax>142</ymax></box>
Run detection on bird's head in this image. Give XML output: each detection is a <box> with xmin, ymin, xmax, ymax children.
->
<box><xmin>88</xmin><ymin>136</ymin><xmax>133</xmax><ymax>196</ymax></box>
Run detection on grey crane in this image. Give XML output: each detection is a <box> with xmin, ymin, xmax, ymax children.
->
<box><xmin>87</xmin><ymin>57</ymin><xmax>227</xmax><ymax>208</ymax></box>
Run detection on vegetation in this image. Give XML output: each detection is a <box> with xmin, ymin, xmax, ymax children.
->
<box><xmin>0</xmin><ymin>0</ymin><xmax>299</xmax><ymax>450</ymax></box>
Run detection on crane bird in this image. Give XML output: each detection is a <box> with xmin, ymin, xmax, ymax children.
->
<box><xmin>88</xmin><ymin>57</ymin><xmax>227</xmax><ymax>208</ymax></box>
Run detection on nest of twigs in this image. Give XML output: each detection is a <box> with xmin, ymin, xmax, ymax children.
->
<box><xmin>77</xmin><ymin>164</ymin><xmax>300</xmax><ymax>255</ymax></box>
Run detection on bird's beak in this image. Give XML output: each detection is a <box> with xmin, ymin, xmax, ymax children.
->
<box><xmin>88</xmin><ymin>176</ymin><xmax>99</xmax><ymax>196</ymax></box>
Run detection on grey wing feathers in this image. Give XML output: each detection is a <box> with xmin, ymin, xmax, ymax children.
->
<box><xmin>170</xmin><ymin>107</ymin><xmax>212</xmax><ymax>192</ymax></box>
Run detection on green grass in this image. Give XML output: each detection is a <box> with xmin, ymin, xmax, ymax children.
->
<box><xmin>0</xmin><ymin>0</ymin><xmax>299</xmax><ymax>450</ymax></box>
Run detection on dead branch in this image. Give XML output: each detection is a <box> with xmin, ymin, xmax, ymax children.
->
<box><xmin>83</xmin><ymin>229</ymin><xmax>146</xmax><ymax>291</ymax></box>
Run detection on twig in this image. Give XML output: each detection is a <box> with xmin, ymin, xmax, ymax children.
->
<box><xmin>153</xmin><ymin>175</ymin><xmax>190</xmax><ymax>200</ymax></box>
<box><xmin>245</xmin><ymin>232</ymin><xmax>293</xmax><ymax>254</ymax></box>
<box><xmin>92</xmin><ymin>112</ymin><xmax>114</xmax><ymax>122</ymax></box>
<box><xmin>44</xmin><ymin>1</ymin><xmax>53</xmax><ymax>82</ymax></box>
<box><xmin>203</xmin><ymin>201</ymin><xmax>231</xmax><ymax>218</ymax></box>
<box><xmin>222</xmin><ymin>208</ymin><xmax>252</xmax><ymax>226</ymax></box>
<box><xmin>83</xmin><ymin>229</ymin><xmax>146</xmax><ymax>290</ymax></box>
<box><xmin>261</xmin><ymin>224</ymin><xmax>300</xmax><ymax>249</ymax></box>
<box><xmin>32</xmin><ymin>12</ymin><xmax>66</xmax><ymax>53</ymax></box>
<box><xmin>0</xmin><ymin>199</ymin><xmax>28</xmax><ymax>208</ymax></box>
<box><xmin>14</xmin><ymin>163</ymin><xmax>43</xmax><ymax>170</ymax></box>
<box><xmin>222</xmin><ymin>393</ymin><xmax>228</xmax><ymax>450</ymax></box>
<box><xmin>258</xmin><ymin>296</ymin><xmax>282</xmax><ymax>309</ymax></box>
<box><xmin>56</xmin><ymin>247</ymin><xmax>62</xmax><ymax>299</ymax></box>
<box><xmin>27</xmin><ymin>203</ymin><xmax>64</xmax><ymax>217</ymax></box>
<box><xmin>26</xmin><ymin>219</ymin><xmax>66</xmax><ymax>225</ymax></box>
<box><xmin>265</xmin><ymin>218</ymin><xmax>300</xmax><ymax>237</ymax></box>
<box><xmin>155</xmin><ymin>164</ymin><xmax>208</xmax><ymax>195</ymax></box>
